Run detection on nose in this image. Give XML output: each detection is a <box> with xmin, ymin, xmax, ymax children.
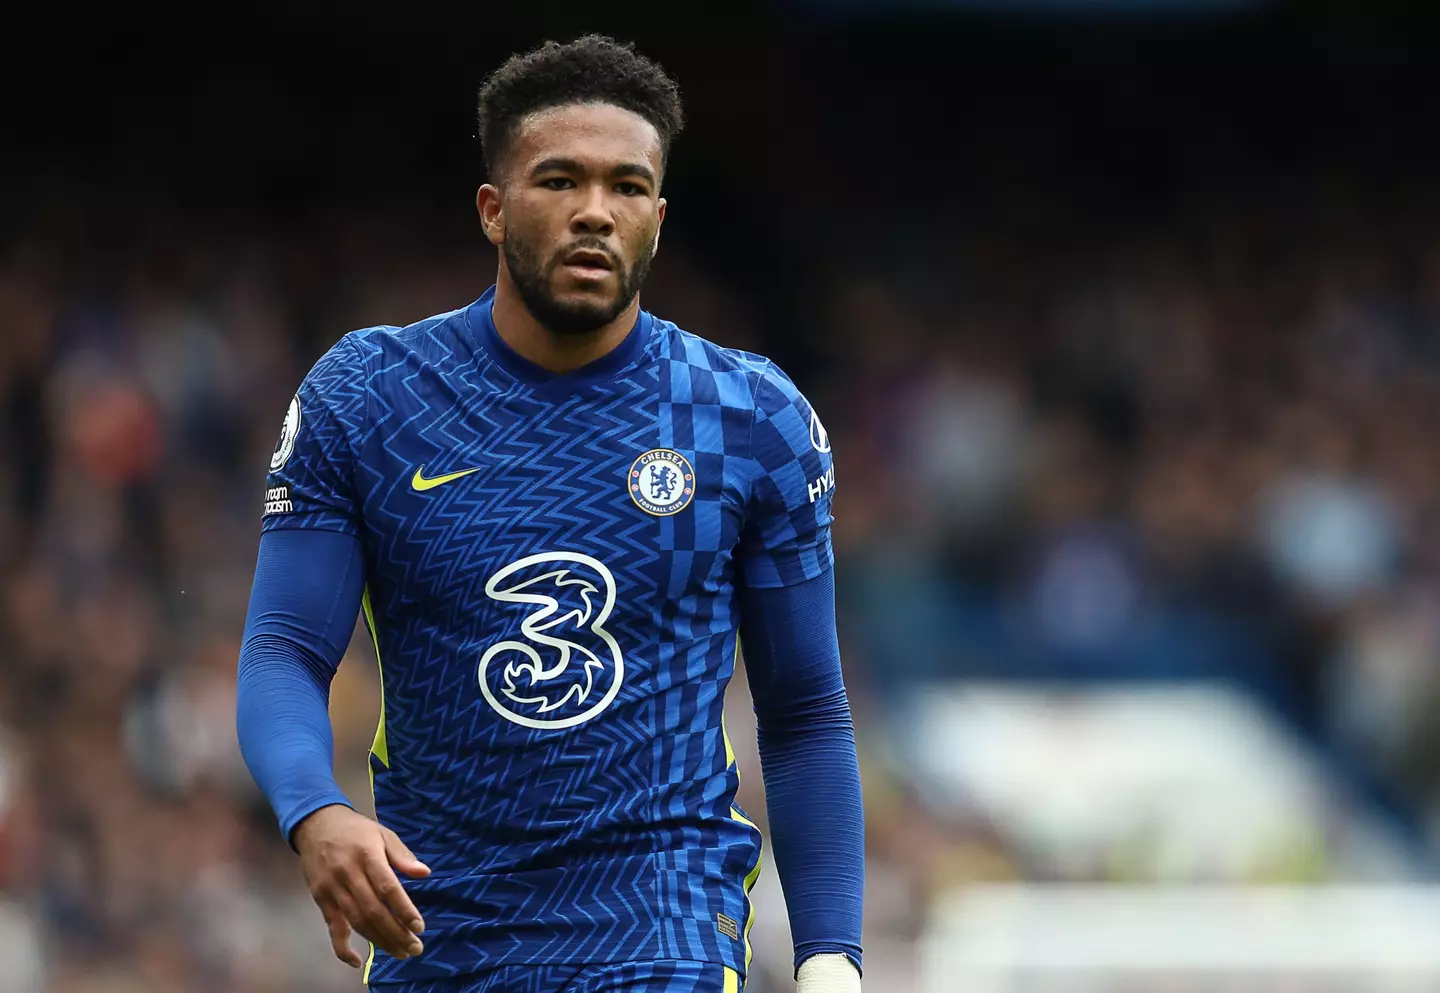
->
<box><xmin>570</xmin><ymin>184</ymin><xmax>615</xmax><ymax>236</ymax></box>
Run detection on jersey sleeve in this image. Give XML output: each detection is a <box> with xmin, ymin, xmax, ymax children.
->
<box><xmin>261</xmin><ymin>336</ymin><xmax>367</xmax><ymax>536</ymax></box>
<box><xmin>737</xmin><ymin>361</ymin><xmax>836</xmax><ymax>588</ymax></box>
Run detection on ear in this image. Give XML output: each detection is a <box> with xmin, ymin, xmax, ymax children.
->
<box><xmin>652</xmin><ymin>198</ymin><xmax>667</xmax><ymax>257</ymax></box>
<box><xmin>477</xmin><ymin>184</ymin><xmax>504</xmax><ymax>246</ymax></box>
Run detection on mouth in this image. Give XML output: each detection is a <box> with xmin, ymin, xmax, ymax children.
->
<box><xmin>562</xmin><ymin>249</ymin><xmax>615</xmax><ymax>281</ymax></box>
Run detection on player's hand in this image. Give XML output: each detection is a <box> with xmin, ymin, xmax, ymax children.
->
<box><xmin>293</xmin><ymin>804</ymin><xmax>432</xmax><ymax>968</ymax></box>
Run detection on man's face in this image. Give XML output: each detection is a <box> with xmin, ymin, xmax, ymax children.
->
<box><xmin>495</xmin><ymin>103</ymin><xmax>666</xmax><ymax>335</ymax></box>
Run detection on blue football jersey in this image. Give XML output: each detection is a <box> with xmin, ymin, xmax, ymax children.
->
<box><xmin>261</xmin><ymin>286</ymin><xmax>836</xmax><ymax>985</ymax></box>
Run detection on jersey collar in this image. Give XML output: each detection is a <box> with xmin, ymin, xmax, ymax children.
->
<box><xmin>464</xmin><ymin>285</ymin><xmax>651</xmax><ymax>389</ymax></box>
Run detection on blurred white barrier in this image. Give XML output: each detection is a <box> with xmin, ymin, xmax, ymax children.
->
<box><xmin>897</xmin><ymin>682</ymin><xmax>1414</xmax><ymax>881</ymax></box>
<box><xmin>922</xmin><ymin>884</ymin><xmax>1440</xmax><ymax>993</ymax></box>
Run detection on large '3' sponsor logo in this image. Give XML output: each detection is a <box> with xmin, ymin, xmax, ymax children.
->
<box><xmin>477</xmin><ymin>552</ymin><xmax>624</xmax><ymax>730</ymax></box>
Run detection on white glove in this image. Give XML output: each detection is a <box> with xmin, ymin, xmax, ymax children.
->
<box><xmin>796</xmin><ymin>953</ymin><xmax>861</xmax><ymax>992</ymax></box>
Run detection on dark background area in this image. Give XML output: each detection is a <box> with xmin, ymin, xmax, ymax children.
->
<box><xmin>9</xmin><ymin>4</ymin><xmax>1440</xmax><ymax>222</ymax></box>
<box><xmin>9</xmin><ymin>1</ymin><xmax>1440</xmax><ymax>343</ymax></box>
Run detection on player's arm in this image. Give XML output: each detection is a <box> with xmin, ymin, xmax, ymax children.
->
<box><xmin>238</xmin><ymin>528</ymin><xmax>360</xmax><ymax>840</ymax></box>
<box><xmin>740</xmin><ymin>572</ymin><xmax>864</xmax><ymax>991</ymax></box>
<box><xmin>738</xmin><ymin>365</ymin><xmax>864</xmax><ymax>992</ymax></box>
<box><xmin>235</xmin><ymin>339</ymin><xmax>428</xmax><ymax>967</ymax></box>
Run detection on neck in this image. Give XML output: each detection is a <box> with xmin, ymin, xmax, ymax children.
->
<box><xmin>491</xmin><ymin>266</ymin><xmax>640</xmax><ymax>375</ymax></box>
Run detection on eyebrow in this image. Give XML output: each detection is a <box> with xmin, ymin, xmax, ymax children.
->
<box><xmin>531</xmin><ymin>158</ymin><xmax>656</xmax><ymax>186</ymax></box>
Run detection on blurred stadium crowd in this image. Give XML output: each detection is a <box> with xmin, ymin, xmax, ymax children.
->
<box><xmin>5</xmin><ymin>186</ymin><xmax>1440</xmax><ymax>990</ymax></box>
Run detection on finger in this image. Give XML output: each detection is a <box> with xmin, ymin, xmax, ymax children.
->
<box><xmin>382</xmin><ymin>827</ymin><xmax>432</xmax><ymax>879</ymax></box>
<box><xmin>339</xmin><ymin>868</ymin><xmax>424</xmax><ymax>959</ymax></box>
<box><xmin>333</xmin><ymin>887</ymin><xmax>402</xmax><ymax>960</ymax></box>
<box><xmin>364</xmin><ymin>853</ymin><xmax>426</xmax><ymax>936</ymax></box>
<box><xmin>320</xmin><ymin>900</ymin><xmax>363</xmax><ymax>969</ymax></box>
<box><xmin>333</xmin><ymin>888</ymin><xmax>390</xmax><ymax>962</ymax></box>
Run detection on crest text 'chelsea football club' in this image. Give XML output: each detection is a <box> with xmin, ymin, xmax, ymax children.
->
<box><xmin>628</xmin><ymin>449</ymin><xmax>696</xmax><ymax>516</ymax></box>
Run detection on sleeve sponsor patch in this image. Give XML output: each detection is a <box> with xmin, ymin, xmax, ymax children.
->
<box><xmin>263</xmin><ymin>484</ymin><xmax>294</xmax><ymax>516</ymax></box>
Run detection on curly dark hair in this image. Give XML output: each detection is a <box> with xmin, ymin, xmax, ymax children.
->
<box><xmin>477</xmin><ymin>35</ymin><xmax>685</xmax><ymax>184</ymax></box>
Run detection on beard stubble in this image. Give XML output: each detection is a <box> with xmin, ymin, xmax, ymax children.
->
<box><xmin>504</xmin><ymin>232</ymin><xmax>655</xmax><ymax>336</ymax></box>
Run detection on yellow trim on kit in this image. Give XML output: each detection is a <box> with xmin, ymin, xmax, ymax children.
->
<box><xmin>362</xmin><ymin>588</ymin><xmax>389</xmax><ymax>768</ymax></box>
<box><xmin>360</xmin><ymin>586</ymin><xmax>388</xmax><ymax>985</ymax></box>
<box><xmin>724</xmin><ymin>965</ymin><xmax>741</xmax><ymax>993</ymax></box>
<box><xmin>725</xmin><ymin>638</ymin><xmax>762</xmax><ymax>972</ymax></box>
<box><xmin>723</xmin><ymin>639</ymin><xmax>741</xmax><ymax>768</ymax></box>
<box><xmin>740</xmin><ymin>831</ymin><xmax>762</xmax><ymax>970</ymax></box>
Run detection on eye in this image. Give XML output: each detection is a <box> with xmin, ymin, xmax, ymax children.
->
<box><xmin>615</xmin><ymin>182</ymin><xmax>646</xmax><ymax>197</ymax></box>
<box><xmin>540</xmin><ymin>177</ymin><xmax>575</xmax><ymax>191</ymax></box>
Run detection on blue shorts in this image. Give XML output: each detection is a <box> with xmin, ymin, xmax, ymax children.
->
<box><xmin>371</xmin><ymin>960</ymin><xmax>741</xmax><ymax>993</ymax></box>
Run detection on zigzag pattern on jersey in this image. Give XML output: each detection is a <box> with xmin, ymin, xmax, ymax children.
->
<box><xmin>376</xmin><ymin>958</ymin><xmax>735</xmax><ymax>993</ymax></box>
<box><xmin>269</xmin><ymin>301</ymin><xmax>831</xmax><ymax>982</ymax></box>
<box><xmin>350</xmin><ymin>318</ymin><xmax>678</xmax><ymax>982</ymax></box>
<box><xmin>357</xmin><ymin>324</ymin><xmax>662</xmax><ymax>852</ymax></box>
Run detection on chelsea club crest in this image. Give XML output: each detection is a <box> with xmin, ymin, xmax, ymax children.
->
<box><xmin>629</xmin><ymin>449</ymin><xmax>695</xmax><ymax>516</ymax></box>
